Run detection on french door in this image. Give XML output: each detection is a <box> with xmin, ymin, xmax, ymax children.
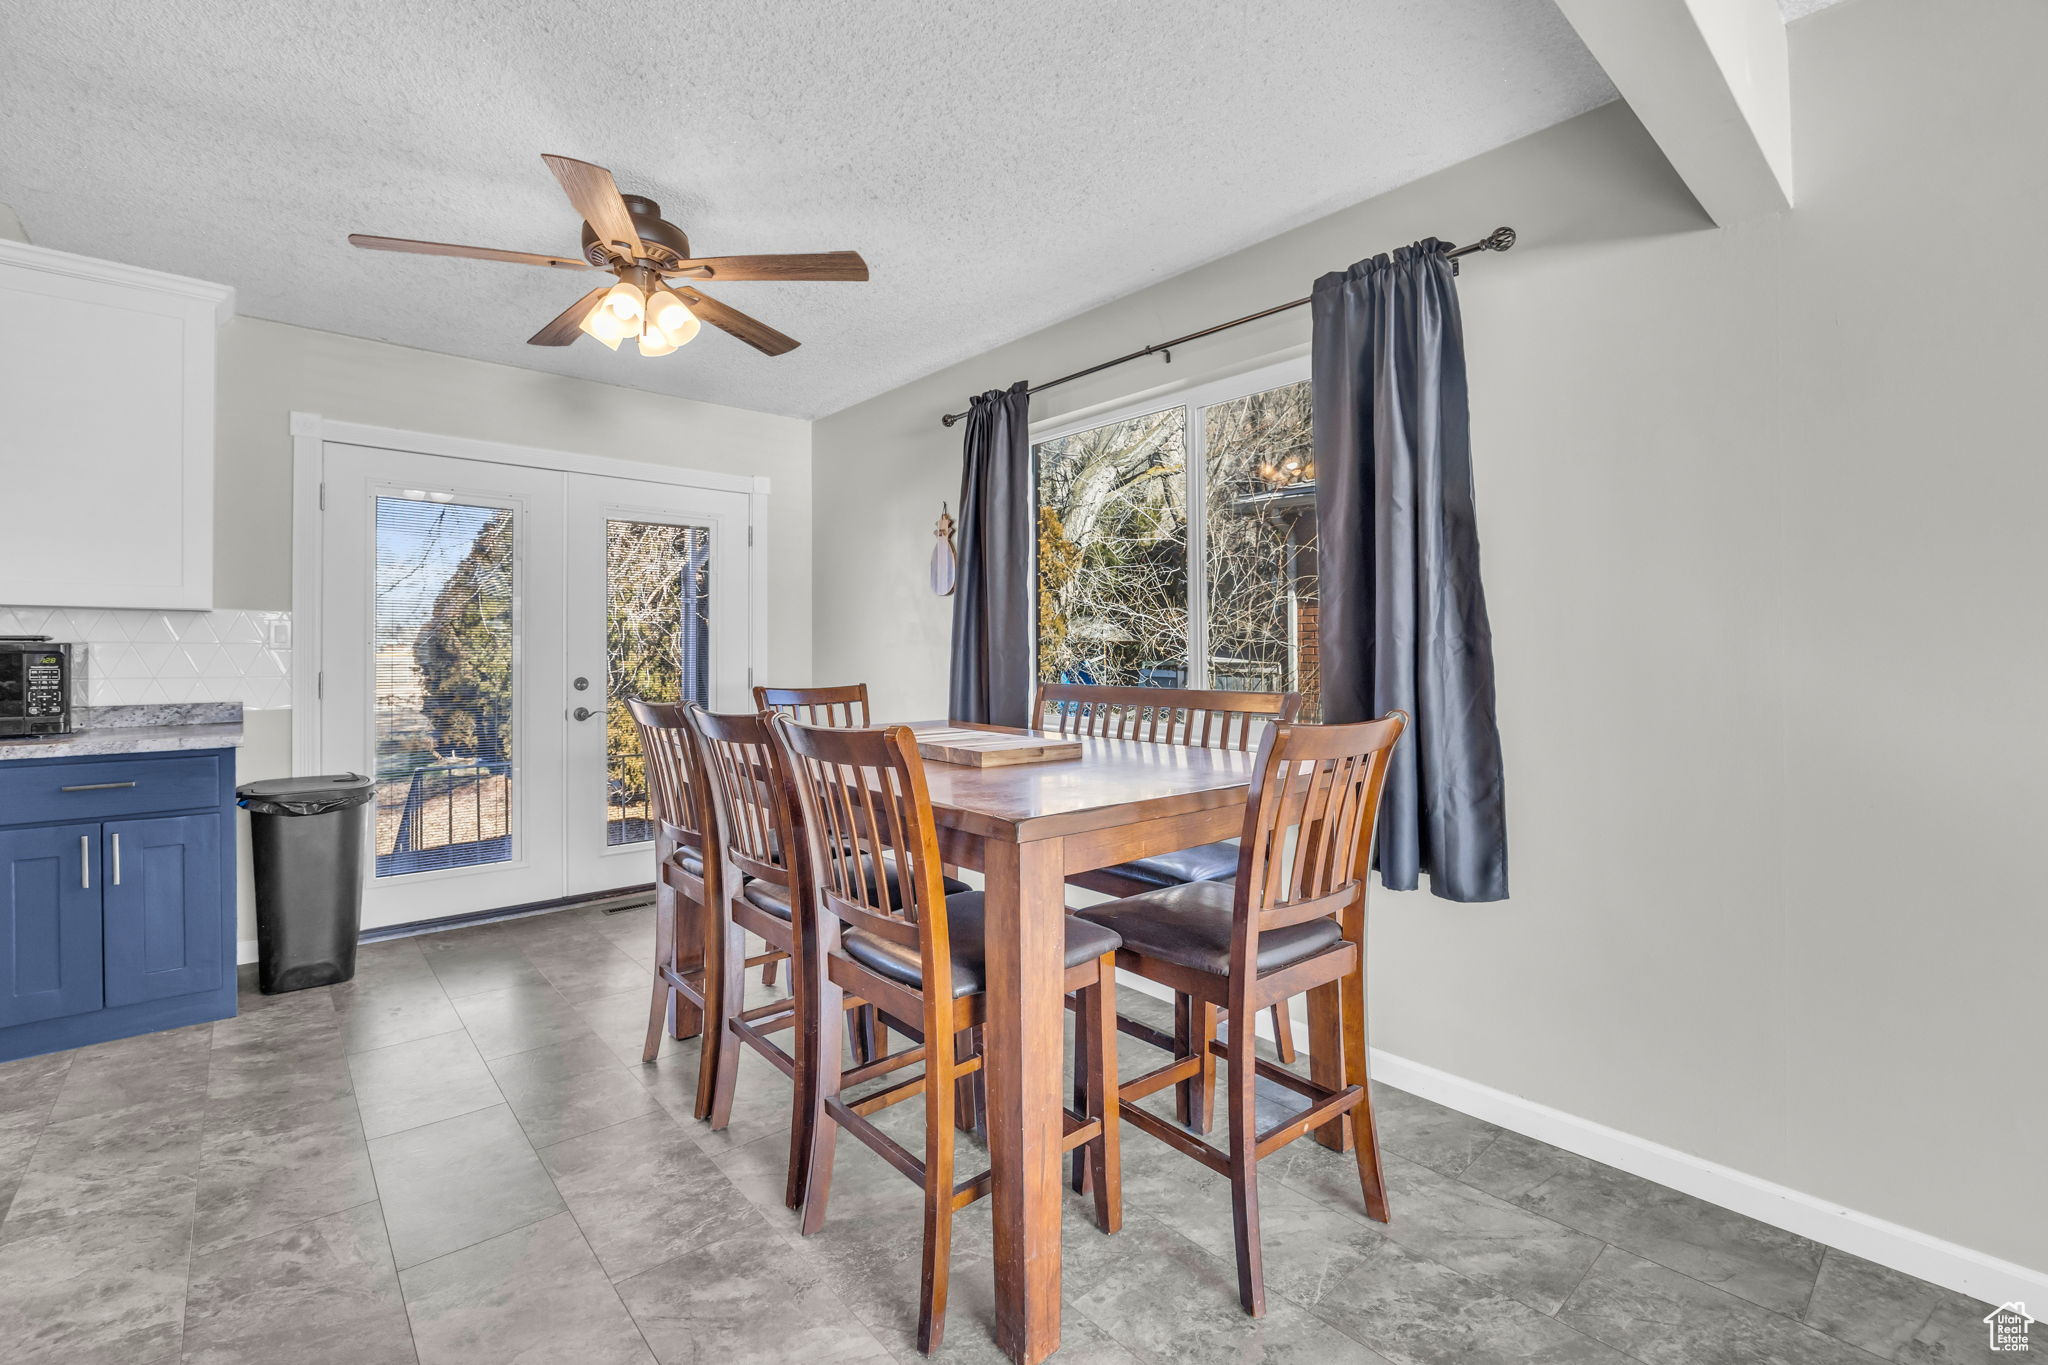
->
<box><xmin>314</xmin><ymin>441</ymin><xmax>752</xmax><ymax>930</ymax></box>
<box><xmin>562</xmin><ymin>473</ymin><xmax>748</xmax><ymax>892</ymax></box>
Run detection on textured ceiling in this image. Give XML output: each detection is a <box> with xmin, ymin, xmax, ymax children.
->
<box><xmin>1</xmin><ymin>1</ymin><xmax>1624</xmax><ymax>418</ymax></box>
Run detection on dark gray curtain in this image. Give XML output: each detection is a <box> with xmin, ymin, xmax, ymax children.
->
<box><xmin>1313</xmin><ymin>240</ymin><xmax>1508</xmax><ymax>902</ymax></box>
<box><xmin>948</xmin><ymin>381</ymin><xmax>1034</xmax><ymax>727</ymax></box>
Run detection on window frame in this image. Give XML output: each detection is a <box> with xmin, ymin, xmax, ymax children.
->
<box><xmin>1029</xmin><ymin>354</ymin><xmax>1312</xmax><ymax>692</ymax></box>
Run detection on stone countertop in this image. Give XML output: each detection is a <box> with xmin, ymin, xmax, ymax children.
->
<box><xmin>0</xmin><ymin>702</ymin><xmax>244</xmax><ymax>761</ymax></box>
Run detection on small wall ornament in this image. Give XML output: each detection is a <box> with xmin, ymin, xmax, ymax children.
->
<box><xmin>930</xmin><ymin>503</ymin><xmax>958</xmax><ymax>597</ymax></box>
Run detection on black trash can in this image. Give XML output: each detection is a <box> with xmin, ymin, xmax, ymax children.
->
<box><xmin>237</xmin><ymin>773</ymin><xmax>376</xmax><ymax>994</ymax></box>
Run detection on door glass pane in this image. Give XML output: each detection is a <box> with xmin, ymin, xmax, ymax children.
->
<box><xmin>1203</xmin><ymin>381</ymin><xmax>1320</xmax><ymax>718</ymax></box>
<box><xmin>373</xmin><ymin>497</ymin><xmax>515</xmax><ymax>876</ymax></box>
<box><xmin>1034</xmin><ymin>406</ymin><xmax>1189</xmax><ymax>687</ymax></box>
<box><xmin>605</xmin><ymin>521</ymin><xmax>711</xmax><ymax>846</ymax></box>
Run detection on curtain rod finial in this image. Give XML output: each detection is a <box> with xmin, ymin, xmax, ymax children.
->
<box><xmin>1484</xmin><ymin>226</ymin><xmax>1516</xmax><ymax>252</ymax></box>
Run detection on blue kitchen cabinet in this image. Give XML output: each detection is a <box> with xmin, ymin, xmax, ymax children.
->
<box><xmin>0</xmin><ymin>822</ymin><xmax>104</xmax><ymax>1027</ymax></box>
<box><xmin>103</xmin><ymin>813</ymin><xmax>224</xmax><ymax>1006</ymax></box>
<box><xmin>0</xmin><ymin>748</ymin><xmax>237</xmax><ymax>1061</ymax></box>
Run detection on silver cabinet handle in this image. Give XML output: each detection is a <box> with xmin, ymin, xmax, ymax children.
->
<box><xmin>112</xmin><ymin>832</ymin><xmax>122</xmax><ymax>886</ymax></box>
<box><xmin>80</xmin><ymin>835</ymin><xmax>89</xmax><ymax>889</ymax></box>
<box><xmin>62</xmin><ymin>780</ymin><xmax>137</xmax><ymax>792</ymax></box>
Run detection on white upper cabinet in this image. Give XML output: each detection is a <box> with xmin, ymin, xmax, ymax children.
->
<box><xmin>0</xmin><ymin>241</ymin><xmax>233</xmax><ymax>611</ymax></box>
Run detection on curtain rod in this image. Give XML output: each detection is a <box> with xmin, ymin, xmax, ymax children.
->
<box><xmin>939</xmin><ymin>227</ymin><xmax>1516</xmax><ymax>427</ymax></box>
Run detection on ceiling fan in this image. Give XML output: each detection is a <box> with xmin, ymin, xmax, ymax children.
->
<box><xmin>348</xmin><ymin>154</ymin><xmax>868</xmax><ymax>358</ymax></box>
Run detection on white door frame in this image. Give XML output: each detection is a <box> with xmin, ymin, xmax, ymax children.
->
<box><xmin>288</xmin><ymin>412</ymin><xmax>770</xmax><ymax>781</ymax></box>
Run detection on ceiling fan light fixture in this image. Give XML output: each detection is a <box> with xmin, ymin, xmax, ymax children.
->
<box><xmin>647</xmin><ymin>290</ymin><xmax>700</xmax><ymax>347</ymax></box>
<box><xmin>637</xmin><ymin>326</ymin><xmax>679</xmax><ymax>357</ymax></box>
<box><xmin>579</xmin><ymin>302</ymin><xmax>627</xmax><ymax>349</ymax></box>
<box><xmin>602</xmin><ymin>279</ymin><xmax>646</xmax><ymax>324</ymax></box>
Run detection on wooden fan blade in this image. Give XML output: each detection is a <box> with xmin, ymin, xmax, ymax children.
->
<box><xmin>667</xmin><ymin>251</ymin><xmax>869</xmax><ymax>282</ymax></box>
<box><xmin>347</xmin><ymin>234</ymin><xmax>592</xmax><ymax>270</ymax></box>
<box><xmin>527</xmin><ymin>287</ymin><xmax>610</xmax><ymax>346</ymax></box>
<box><xmin>541</xmin><ymin>154</ymin><xmax>644</xmax><ymax>259</ymax></box>
<box><xmin>673</xmin><ymin>287</ymin><xmax>799</xmax><ymax>356</ymax></box>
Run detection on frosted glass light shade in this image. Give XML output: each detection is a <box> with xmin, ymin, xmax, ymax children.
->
<box><xmin>647</xmin><ymin>290</ymin><xmax>700</xmax><ymax>347</ymax></box>
<box><xmin>579</xmin><ymin>303</ymin><xmax>626</xmax><ymax>349</ymax></box>
<box><xmin>602</xmin><ymin>280</ymin><xmax>646</xmax><ymax>324</ymax></box>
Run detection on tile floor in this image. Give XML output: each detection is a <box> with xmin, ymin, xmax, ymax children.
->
<box><xmin>0</xmin><ymin>898</ymin><xmax>2030</xmax><ymax>1364</ymax></box>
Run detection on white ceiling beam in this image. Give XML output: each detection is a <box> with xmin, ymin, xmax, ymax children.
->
<box><xmin>1553</xmin><ymin>0</ymin><xmax>1793</xmax><ymax>222</ymax></box>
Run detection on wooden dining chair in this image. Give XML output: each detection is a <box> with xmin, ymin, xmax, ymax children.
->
<box><xmin>688</xmin><ymin>705</ymin><xmax>971</xmax><ymax>1205</ymax></box>
<box><xmin>627</xmin><ymin>700</ymin><xmax>785</xmax><ymax>1125</ymax></box>
<box><xmin>1076</xmin><ymin>711</ymin><xmax>1406</xmax><ymax>1317</ymax></box>
<box><xmin>748</xmin><ymin>684</ymin><xmax>871</xmax><ymax>990</ymax></box>
<box><xmin>1037</xmin><ymin>681</ymin><xmax>1304</xmax><ymax>1128</ymax></box>
<box><xmin>684</xmin><ymin>705</ymin><xmax>828</xmax><ymax>1209</ymax></box>
<box><xmin>773</xmin><ymin>716</ymin><xmax>1124</xmax><ymax>1355</ymax></box>
<box><xmin>754</xmin><ymin>682</ymin><xmax>871</xmax><ymax>728</ymax></box>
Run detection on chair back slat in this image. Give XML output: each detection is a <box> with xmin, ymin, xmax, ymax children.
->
<box><xmin>755</xmin><ymin>683</ymin><xmax>871</xmax><ymax>729</ymax></box>
<box><xmin>1035</xmin><ymin>682</ymin><xmax>1300</xmax><ymax>752</ymax></box>
<box><xmin>1235</xmin><ymin>714</ymin><xmax>1406</xmax><ymax>945</ymax></box>
<box><xmin>773</xmin><ymin>717</ymin><xmax>948</xmax><ymax>970</ymax></box>
<box><xmin>686</xmin><ymin>706</ymin><xmax>795</xmax><ymax>890</ymax></box>
<box><xmin>627</xmin><ymin>698</ymin><xmax>710</xmax><ymax>853</ymax></box>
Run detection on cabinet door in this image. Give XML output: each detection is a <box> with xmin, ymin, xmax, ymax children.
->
<box><xmin>102</xmin><ymin>814</ymin><xmax>223</xmax><ymax>1006</ymax></box>
<box><xmin>0</xmin><ymin>823</ymin><xmax>103</xmax><ymax>1027</ymax></box>
<box><xmin>0</xmin><ymin>243</ymin><xmax>224</xmax><ymax>610</ymax></box>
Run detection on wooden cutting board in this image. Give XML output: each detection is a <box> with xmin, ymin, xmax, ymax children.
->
<box><xmin>914</xmin><ymin>727</ymin><xmax>1083</xmax><ymax>768</ymax></box>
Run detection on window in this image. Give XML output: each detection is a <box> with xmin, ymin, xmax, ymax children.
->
<box><xmin>1035</xmin><ymin>405</ymin><xmax>1188</xmax><ymax>689</ymax></box>
<box><xmin>602</xmin><ymin>519</ymin><xmax>711</xmax><ymax>845</ymax></box>
<box><xmin>373</xmin><ymin>496</ymin><xmax>516</xmax><ymax>876</ymax></box>
<box><xmin>1034</xmin><ymin>368</ymin><xmax>1319</xmax><ymax>718</ymax></box>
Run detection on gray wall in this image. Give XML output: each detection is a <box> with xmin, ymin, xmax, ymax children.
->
<box><xmin>811</xmin><ymin>0</ymin><xmax>2047</xmax><ymax>1274</ymax></box>
<box><xmin>213</xmin><ymin>315</ymin><xmax>812</xmax><ymax>941</ymax></box>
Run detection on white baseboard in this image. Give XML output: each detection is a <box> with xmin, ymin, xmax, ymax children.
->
<box><xmin>1116</xmin><ymin>975</ymin><xmax>2044</xmax><ymax>1310</ymax></box>
<box><xmin>1366</xmin><ymin>1048</ymin><xmax>2045</xmax><ymax>1311</ymax></box>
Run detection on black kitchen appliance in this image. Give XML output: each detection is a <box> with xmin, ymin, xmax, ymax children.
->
<box><xmin>0</xmin><ymin>637</ymin><xmax>74</xmax><ymax>738</ymax></box>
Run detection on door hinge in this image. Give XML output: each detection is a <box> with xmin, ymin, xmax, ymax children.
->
<box><xmin>747</xmin><ymin>525</ymin><xmax>754</xmax><ymax>547</ymax></box>
<box><xmin>316</xmin><ymin>671</ymin><xmax>324</xmax><ymax>700</ymax></box>
<box><xmin>318</xmin><ymin>483</ymin><xmax>326</xmax><ymax>511</ymax></box>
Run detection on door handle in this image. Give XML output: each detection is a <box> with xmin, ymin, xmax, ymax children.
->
<box><xmin>80</xmin><ymin>834</ymin><xmax>89</xmax><ymax>890</ymax></box>
<box><xmin>62</xmin><ymin>780</ymin><xmax>137</xmax><ymax>792</ymax></box>
<box><xmin>112</xmin><ymin>832</ymin><xmax>122</xmax><ymax>886</ymax></box>
<box><xmin>571</xmin><ymin>706</ymin><xmax>596</xmax><ymax>722</ymax></box>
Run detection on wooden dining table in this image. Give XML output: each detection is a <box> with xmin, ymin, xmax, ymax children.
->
<box><xmin>907</xmin><ymin>721</ymin><xmax>1355</xmax><ymax>1363</ymax></box>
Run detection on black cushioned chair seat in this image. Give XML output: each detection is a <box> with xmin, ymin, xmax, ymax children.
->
<box><xmin>740</xmin><ymin>859</ymin><xmax>968</xmax><ymax>924</ymax></box>
<box><xmin>1076</xmin><ymin>880</ymin><xmax>1342</xmax><ymax>977</ymax></box>
<box><xmin>672</xmin><ymin>848</ymin><xmax>705</xmax><ymax>877</ymax></box>
<box><xmin>842</xmin><ymin>891</ymin><xmax>1123</xmax><ymax>1000</ymax></box>
<box><xmin>740</xmin><ymin>879</ymin><xmax>795</xmax><ymax>921</ymax></box>
<box><xmin>1098</xmin><ymin>839</ymin><xmax>1239</xmax><ymax>889</ymax></box>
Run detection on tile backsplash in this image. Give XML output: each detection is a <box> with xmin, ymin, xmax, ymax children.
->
<box><xmin>0</xmin><ymin>606</ymin><xmax>293</xmax><ymax>710</ymax></box>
